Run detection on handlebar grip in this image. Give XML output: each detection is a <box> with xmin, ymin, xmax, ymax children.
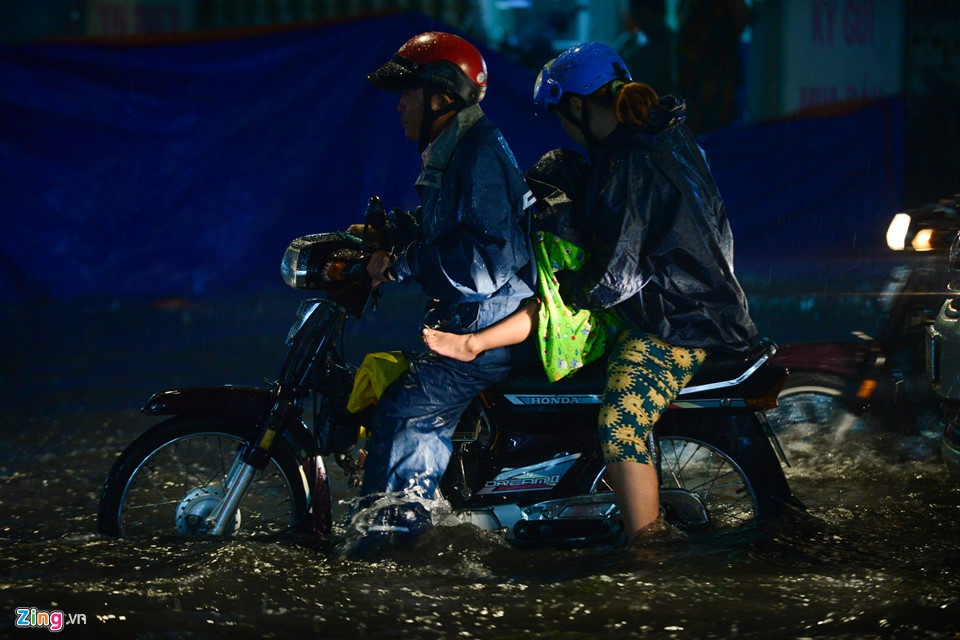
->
<box><xmin>360</xmin><ymin>196</ymin><xmax>387</xmax><ymax>252</ymax></box>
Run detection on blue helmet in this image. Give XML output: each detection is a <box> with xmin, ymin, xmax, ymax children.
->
<box><xmin>533</xmin><ymin>42</ymin><xmax>631</xmax><ymax>111</ymax></box>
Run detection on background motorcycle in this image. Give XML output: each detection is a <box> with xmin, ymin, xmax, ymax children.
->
<box><xmin>765</xmin><ymin>194</ymin><xmax>960</xmax><ymax>441</ymax></box>
<box><xmin>925</xmin><ymin>229</ymin><xmax>960</xmax><ymax>480</ymax></box>
<box><xmin>98</xmin><ymin>206</ymin><xmax>802</xmax><ymax>547</ymax></box>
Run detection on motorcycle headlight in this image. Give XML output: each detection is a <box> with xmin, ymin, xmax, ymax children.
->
<box><xmin>279</xmin><ymin>232</ymin><xmax>372</xmax><ymax>317</ymax></box>
<box><xmin>281</xmin><ymin>232</ymin><xmax>364</xmax><ymax>290</ymax></box>
<box><xmin>281</xmin><ymin>241</ymin><xmax>307</xmax><ymax>288</ymax></box>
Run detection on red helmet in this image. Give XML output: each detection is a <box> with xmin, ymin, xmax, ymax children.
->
<box><xmin>368</xmin><ymin>32</ymin><xmax>487</xmax><ymax>104</ymax></box>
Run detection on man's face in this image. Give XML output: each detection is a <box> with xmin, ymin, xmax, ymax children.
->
<box><xmin>397</xmin><ymin>87</ymin><xmax>425</xmax><ymax>142</ymax></box>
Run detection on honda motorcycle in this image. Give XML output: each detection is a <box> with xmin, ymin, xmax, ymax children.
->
<box><xmin>925</xmin><ymin>229</ymin><xmax>960</xmax><ymax>480</ymax></box>
<box><xmin>98</xmin><ymin>205</ymin><xmax>802</xmax><ymax>548</ymax></box>
<box><xmin>765</xmin><ymin>194</ymin><xmax>960</xmax><ymax>439</ymax></box>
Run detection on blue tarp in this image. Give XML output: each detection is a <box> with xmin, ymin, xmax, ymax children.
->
<box><xmin>702</xmin><ymin>97</ymin><xmax>904</xmax><ymax>273</ymax></box>
<box><xmin>0</xmin><ymin>11</ymin><xmax>903</xmax><ymax>303</ymax></box>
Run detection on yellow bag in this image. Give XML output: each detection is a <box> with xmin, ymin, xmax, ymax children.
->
<box><xmin>346</xmin><ymin>351</ymin><xmax>409</xmax><ymax>414</ymax></box>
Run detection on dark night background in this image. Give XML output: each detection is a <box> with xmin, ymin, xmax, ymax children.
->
<box><xmin>2</xmin><ymin>5</ymin><xmax>960</xmax><ymax>638</ymax></box>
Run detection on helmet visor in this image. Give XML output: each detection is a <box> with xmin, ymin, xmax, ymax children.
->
<box><xmin>368</xmin><ymin>55</ymin><xmax>422</xmax><ymax>92</ymax></box>
<box><xmin>533</xmin><ymin>60</ymin><xmax>562</xmax><ymax>111</ymax></box>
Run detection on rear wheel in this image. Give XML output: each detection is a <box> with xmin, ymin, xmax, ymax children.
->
<box><xmin>587</xmin><ymin>435</ymin><xmax>761</xmax><ymax>532</ymax></box>
<box><xmin>657</xmin><ymin>435</ymin><xmax>759</xmax><ymax>530</ymax></box>
<box><xmin>98</xmin><ymin>417</ymin><xmax>310</xmax><ymax>539</ymax></box>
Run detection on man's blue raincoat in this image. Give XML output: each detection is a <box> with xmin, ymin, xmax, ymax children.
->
<box><xmin>360</xmin><ymin>104</ymin><xmax>537</xmax><ymax>503</ymax></box>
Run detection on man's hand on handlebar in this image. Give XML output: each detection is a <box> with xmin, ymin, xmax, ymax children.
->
<box><xmin>366</xmin><ymin>250</ymin><xmax>395</xmax><ymax>286</ymax></box>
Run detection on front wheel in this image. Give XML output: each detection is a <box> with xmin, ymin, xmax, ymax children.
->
<box><xmin>98</xmin><ymin>417</ymin><xmax>311</xmax><ymax>539</ymax></box>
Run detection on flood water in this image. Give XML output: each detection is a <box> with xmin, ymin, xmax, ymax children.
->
<box><xmin>2</xmin><ymin>276</ymin><xmax>958</xmax><ymax>639</ymax></box>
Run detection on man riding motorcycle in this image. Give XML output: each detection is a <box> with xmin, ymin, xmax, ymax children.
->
<box><xmin>350</xmin><ymin>32</ymin><xmax>538</xmax><ymax>545</ymax></box>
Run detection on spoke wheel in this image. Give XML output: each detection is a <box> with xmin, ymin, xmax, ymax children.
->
<box><xmin>657</xmin><ymin>435</ymin><xmax>760</xmax><ymax>530</ymax></box>
<box><xmin>98</xmin><ymin>418</ymin><xmax>309</xmax><ymax>539</ymax></box>
<box><xmin>585</xmin><ymin>435</ymin><xmax>761</xmax><ymax>532</ymax></box>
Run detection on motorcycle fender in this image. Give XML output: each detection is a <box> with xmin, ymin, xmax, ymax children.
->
<box><xmin>141</xmin><ymin>386</ymin><xmax>316</xmax><ymax>459</ymax></box>
<box><xmin>141</xmin><ymin>385</ymin><xmax>274</xmax><ymax>418</ymax></box>
<box><xmin>769</xmin><ymin>342</ymin><xmax>869</xmax><ymax>378</ymax></box>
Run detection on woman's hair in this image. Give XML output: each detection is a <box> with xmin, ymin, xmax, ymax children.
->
<box><xmin>593</xmin><ymin>80</ymin><xmax>660</xmax><ymax>127</ymax></box>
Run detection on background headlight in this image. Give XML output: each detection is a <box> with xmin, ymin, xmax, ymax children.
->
<box><xmin>886</xmin><ymin>212</ymin><xmax>911</xmax><ymax>251</ymax></box>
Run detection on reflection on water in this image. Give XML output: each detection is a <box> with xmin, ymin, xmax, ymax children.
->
<box><xmin>1</xmin><ymin>409</ymin><xmax>958</xmax><ymax>638</ymax></box>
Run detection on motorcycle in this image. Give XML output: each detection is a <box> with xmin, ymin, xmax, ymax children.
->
<box><xmin>765</xmin><ymin>194</ymin><xmax>960</xmax><ymax>440</ymax></box>
<box><xmin>98</xmin><ymin>206</ymin><xmax>803</xmax><ymax>548</ymax></box>
<box><xmin>925</xmin><ymin>229</ymin><xmax>960</xmax><ymax>480</ymax></box>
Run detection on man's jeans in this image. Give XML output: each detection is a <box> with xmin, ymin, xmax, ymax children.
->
<box><xmin>359</xmin><ymin>342</ymin><xmax>534</xmax><ymax>501</ymax></box>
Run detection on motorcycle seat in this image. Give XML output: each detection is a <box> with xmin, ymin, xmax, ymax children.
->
<box><xmin>493</xmin><ymin>338</ymin><xmax>780</xmax><ymax>397</ymax></box>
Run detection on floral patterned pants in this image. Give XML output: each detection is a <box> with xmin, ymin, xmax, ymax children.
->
<box><xmin>599</xmin><ymin>329</ymin><xmax>708</xmax><ymax>465</ymax></box>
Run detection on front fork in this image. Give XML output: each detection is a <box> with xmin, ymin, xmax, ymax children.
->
<box><xmin>207</xmin><ymin>394</ymin><xmax>301</xmax><ymax>535</ymax></box>
<box><xmin>206</xmin><ymin>457</ymin><xmax>258</xmax><ymax>535</ymax></box>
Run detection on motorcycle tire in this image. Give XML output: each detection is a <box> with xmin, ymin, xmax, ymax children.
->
<box><xmin>590</xmin><ymin>420</ymin><xmax>789</xmax><ymax>531</ymax></box>
<box><xmin>656</xmin><ymin>434</ymin><xmax>761</xmax><ymax>529</ymax></box>
<box><xmin>98</xmin><ymin>417</ymin><xmax>311</xmax><ymax>539</ymax></box>
<box><xmin>586</xmin><ymin>431</ymin><xmax>767</xmax><ymax>531</ymax></box>
<box><xmin>657</xmin><ymin>412</ymin><xmax>796</xmax><ymax>524</ymax></box>
<box><xmin>764</xmin><ymin>371</ymin><xmax>846</xmax><ymax>438</ymax></box>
